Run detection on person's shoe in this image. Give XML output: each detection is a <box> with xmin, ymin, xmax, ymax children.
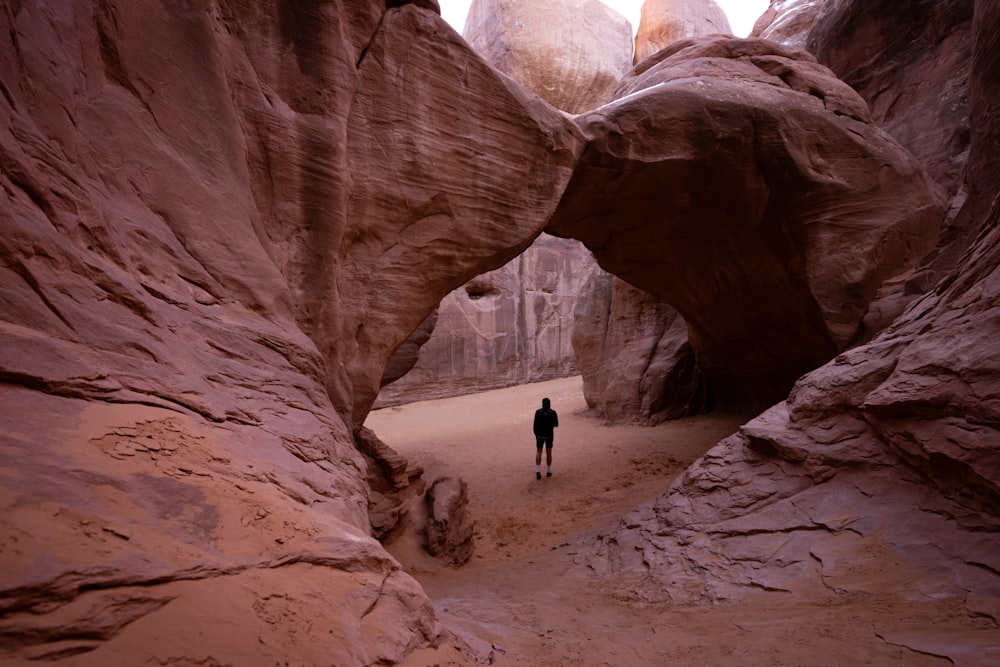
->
<box><xmin>536</xmin><ymin>472</ymin><xmax>541</xmax><ymax>480</ymax></box>
<box><xmin>546</xmin><ymin>471</ymin><xmax>552</xmax><ymax>477</ymax></box>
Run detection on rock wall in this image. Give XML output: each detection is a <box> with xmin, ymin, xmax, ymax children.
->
<box><xmin>463</xmin><ymin>0</ymin><xmax>634</xmax><ymax>113</ymax></box>
<box><xmin>549</xmin><ymin>36</ymin><xmax>944</xmax><ymax>411</ymax></box>
<box><xmin>634</xmin><ymin>0</ymin><xmax>733</xmax><ymax>63</ymax></box>
<box><xmin>806</xmin><ymin>0</ymin><xmax>974</xmax><ymax>307</ymax></box>
<box><xmin>585</xmin><ymin>7</ymin><xmax>1000</xmax><ymax>653</ymax></box>
<box><xmin>0</xmin><ymin>1</ymin><xmax>583</xmax><ymax>663</ymax></box>
<box><xmin>573</xmin><ymin>272</ymin><xmax>709</xmax><ymax>423</ymax></box>
<box><xmin>377</xmin><ymin>234</ymin><xmax>599</xmax><ymax>406</ymax></box>
<box><xmin>808</xmin><ymin>0</ymin><xmax>972</xmax><ymax>204</ymax></box>
<box><xmin>2</xmin><ymin>0</ymin><xmax>998</xmax><ymax>663</ymax></box>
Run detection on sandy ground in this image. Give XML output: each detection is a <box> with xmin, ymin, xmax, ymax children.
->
<box><xmin>365</xmin><ymin>377</ymin><xmax>980</xmax><ymax>667</ymax></box>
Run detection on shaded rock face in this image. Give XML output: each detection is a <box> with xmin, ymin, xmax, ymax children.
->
<box><xmin>548</xmin><ymin>37</ymin><xmax>944</xmax><ymax>411</ymax></box>
<box><xmin>807</xmin><ymin>0</ymin><xmax>972</xmax><ymax>202</ymax></box>
<box><xmin>805</xmin><ymin>0</ymin><xmax>974</xmax><ymax>301</ymax></box>
<box><xmin>463</xmin><ymin>0</ymin><xmax>634</xmax><ymax>113</ymax></box>
<box><xmin>3</xmin><ymin>0</ymin><xmax>998</xmax><ymax>665</ymax></box>
<box><xmin>377</xmin><ymin>235</ymin><xmax>599</xmax><ymax>406</ymax></box>
<box><xmin>0</xmin><ymin>0</ymin><xmax>582</xmax><ymax>662</ymax></box>
<box><xmin>573</xmin><ymin>272</ymin><xmax>709</xmax><ymax>423</ymax></box>
<box><xmin>587</xmin><ymin>3</ymin><xmax>1000</xmax><ymax>659</ymax></box>
<box><xmin>634</xmin><ymin>0</ymin><xmax>733</xmax><ymax>63</ymax></box>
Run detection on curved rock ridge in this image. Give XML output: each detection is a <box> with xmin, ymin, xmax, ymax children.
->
<box><xmin>549</xmin><ymin>36</ymin><xmax>944</xmax><ymax>410</ymax></box>
<box><xmin>586</xmin><ymin>4</ymin><xmax>1000</xmax><ymax>660</ymax></box>
<box><xmin>805</xmin><ymin>0</ymin><xmax>974</xmax><ymax>293</ymax></box>
<box><xmin>807</xmin><ymin>0</ymin><xmax>972</xmax><ymax>202</ymax></box>
<box><xmin>0</xmin><ymin>0</ymin><xmax>582</xmax><ymax>662</ymax></box>
<box><xmin>463</xmin><ymin>0</ymin><xmax>634</xmax><ymax>113</ymax></box>
<box><xmin>634</xmin><ymin>0</ymin><xmax>733</xmax><ymax>63</ymax></box>
<box><xmin>2</xmin><ymin>0</ymin><xmax>997</xmax><ymax>664</ymax></box>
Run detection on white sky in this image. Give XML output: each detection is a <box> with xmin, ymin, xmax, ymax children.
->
<box><xmin>439</xmin><ymin>0</ymin><xmax>770</xmax><ymax>38</ymax></box>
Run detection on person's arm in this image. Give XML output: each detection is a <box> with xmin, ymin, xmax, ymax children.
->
<box><xmin>553</xmin><ymin>411</ymin><xmax>559</xmax><ymax>428</ymax></box>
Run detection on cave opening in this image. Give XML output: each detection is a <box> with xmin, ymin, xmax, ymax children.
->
<box><xmin>361</xmin><ymin>226</ymin><xmax>757</xmax><ymax>583</ymax></box>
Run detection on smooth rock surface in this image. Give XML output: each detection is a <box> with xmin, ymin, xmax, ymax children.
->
<box><xmin>751</xmin><ymin>0</ymin><xmax>827</xmax><ymax>49</ymax></box>
<box><xmin>377</xmin><ymin>235</ymin><xmax>600</xmax><ymax>406</ymax></box>
<box><xmin>807</xmin><ymin>0</ymin><xmax>972</xmax><ymax>202</ymax></box>
<box><xmin>634</xmin><ymin>0</ymin><xmax>732</xmax><ymax>63</ymax></box>
<box><xmin>548</xmin><ymin>36</ymin><xmax>944</xmax><ymax>410</ymax></box>
<box><xmin>463</xmin><ymin>0</ymin><xmax>634</xmax><ymax>113</ymax></box>
<box><xmin>572</xmin><ymin>272</ymin><xmax>709</xmax><ymax>423</ymax></box>
<box><xmin>805</xmin><ymin>0</ymin><xmax>974</xmax><ymax>310</ymax></box>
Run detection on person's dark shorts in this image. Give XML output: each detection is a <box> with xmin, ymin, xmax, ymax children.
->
<box><xmin>536</xmin><ymin>436</ymin><xmax>553</xmax><ymax>449</ymax></box>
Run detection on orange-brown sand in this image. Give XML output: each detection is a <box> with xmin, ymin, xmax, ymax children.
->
<box><xmin>366</xmin><ymin>376</ymin><xmax>973</xmax><ymax>667</ymax></box>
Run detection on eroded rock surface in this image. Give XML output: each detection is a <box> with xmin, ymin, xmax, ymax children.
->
<box><xmin>586</xmin><ymin>5</ymin><xmax>1000</xmax><ymax>662</ymax></box>
<box><xmin>803</xmin><ymin>0</ymin><xmax>975</xmax><ymax>335</ymax></box>
<box><xmin>751</xmin><ymin>0</ymin><xmax>827</xmax><ymax>49</ymax></box>
<box><xmin>425</xmin><ymin>477</ymin><xmax>475</xmax><ymax>566</ymax></box>
<box><xmin>573</xmin><ymin>272</ymin><xmax>708</xmax><ymax>423</ymax></box>
<box><xmin>2</xmin><ymin>0</ymin><xmax>998</xmax><ymax>664</ymax></box>
<box><xmin>634</xmin><ymin>0</ymin><xmax>732</xmax><ymax>63</ymax></box>
<box><xmin>377</xmin><ymin>235</ymin><xmax>599</xmax><ymax>406</ymax></box>
<box><xmin>549</xmin><ymin>36</ymin><xmax>944</xmax><ymax>410</ymax></box>
<box><xmin>0</xmin><ymin>0</ymin><xmax>581</xmax><ymax>662</ymax></box>
<box><xmin>463</xmin><ymin>0</ymin><xmax>634</xmax><ymax>113</ymax></box>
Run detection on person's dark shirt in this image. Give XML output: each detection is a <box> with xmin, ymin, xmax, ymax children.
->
<box><xmin>533</xmin><ymin>407</ymin><xmax>559</xmax><ymax>438</ymax></box>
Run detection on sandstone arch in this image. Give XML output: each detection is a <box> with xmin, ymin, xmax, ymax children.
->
<box><xmin>547</xmin><ymin>37</ymin><xmax>944</xmax><ymax>410</ymax></box>
<box><xmin>1</xmin><ymin>0</ymin><xmax>991</xmax><ymax>664</ymax></box>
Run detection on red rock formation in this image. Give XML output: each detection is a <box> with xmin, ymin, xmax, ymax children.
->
<box><xmin>586</xmin><ymin>4</ymin><xmax>1000</xmax><ymax>659</ymax></box>
<box><xmin>376</xmin><ymin>235</ymin><xmax>600</xmax><ymax>407</ymax></box>
<box><xmin>802</xmin><ymin>0</ymin><xmax>974</xmax><ymax>337</ymax></box>
<box><xmin>549</xmin><ymin>36</ymin><xmax>944</xmax><ymax>410</ymax></box>
<box><xmin>573</xmin><ymin>272</ymin><xmax>709</xmax><ymax>423</ymax></box>
<box><xmin>424</xmin><ymin>477</ymin><xmax>475</xmax><ymax>566</ymax></box>
<box><xmin>463</xmin><ymin>0</ymin><xmax>634</xmax><ymax>113</ymax></box>
<box><xmin>3</xmin><ymin>0</ymin><xmax>997</xmax><ymax>663</ymax></box>
<box><xmin>751</xmin><ymin>0</ymin><xmax>827</xmax><ymax>49</ymax></box>
<box><xmin>807</xmin><ymin>0</ymin><xmax>972</xmax><ymax>202</ymax></box>
<box><xmin>0</xmin><ymin>0</ymin><xmax>582</xmax><ymax>662</ymax></box>
<box><xmin>634</xmin><ymin>0</ymin><xmax>733</xmax><ymax>63</ymax></box>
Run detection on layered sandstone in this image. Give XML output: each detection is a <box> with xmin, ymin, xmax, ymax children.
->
<box><xmin>377</xmin><ymin>235</ymin><xmax>599</xmax><ymax>406</ymax></box>
<box><xmin>2</xmin><ymin>0</ymin><xmax>999</xmax><ymax>664</ymax></box>
<box><xmin>463</xmin><ymin>0</ymin><xmax>634</xmax><ymax>113</ymax></box>
<box><xmin>0</xmin><ymin>1</ymin><xmax>582</xmax><ymax>663</ymax></box>
<box><xmin>586</xmin><ymin>4</ymin><xmax>1000</xmax><ymax>662</ymax></box>
<box><xmin>549</xmin><ymin>36</ymin><xmax>944</xmax><ymax>411</ymax></box>
<box><xmin>634</xmin><ymin>0</ymin><xmax>733</xmax><ymax>63</ymax></box>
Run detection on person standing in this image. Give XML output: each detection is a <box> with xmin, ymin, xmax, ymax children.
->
<box><xmin>533</xmin><ymin>397</ymin><xmax>559</xmax><ymax>479</ymax></box>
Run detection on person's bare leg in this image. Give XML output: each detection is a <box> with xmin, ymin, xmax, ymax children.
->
<box><xmin>546</xmin><ymin>447</ymin><xmax>552</xmax><ymax>476</ymax></box>
<box><xmin>536</xmin><ymin>447</ymin><xmax>542</xmax><ymax>479</ymax></box>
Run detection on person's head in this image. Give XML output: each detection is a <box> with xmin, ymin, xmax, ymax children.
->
<box><xmin>542</xmin><ymin>397</ymin><xmax>550</xmax><ymax>410</ymax></box>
